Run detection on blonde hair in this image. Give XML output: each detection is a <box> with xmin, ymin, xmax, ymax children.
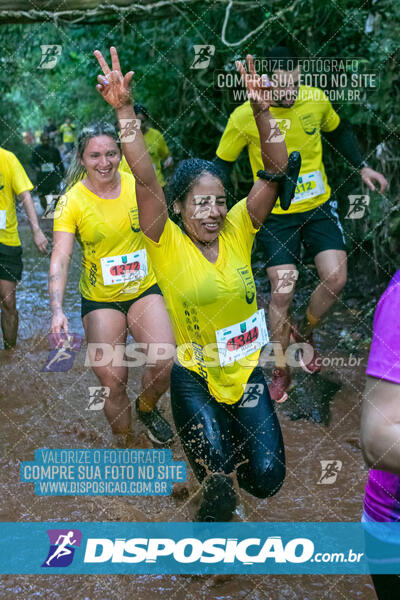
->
<box><xmin>63</xmin><ymin>121</ymin><xmax>120</xmax><ymax>191</ymax></box>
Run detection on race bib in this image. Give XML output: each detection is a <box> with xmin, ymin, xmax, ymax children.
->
<box><xmin>215</xmin><ymin>309</ymin><xmax>269</xmax><ymax>367</ymax></box>
<box><xmin>41</xmin><ymin>163</ymin><xmax>55</xmax><ymax>173</ymax></box>
<box><xmin>100</xmin><ymin>250</ymin><xmax>148</xmax><ymax>286</ymax></box>
<box><xmin>0</xmin><ymin>210</ymin><xmax>6</xmax><ymax>229</ymax></box>
<box><xmin>293</xmin><ymin>170</ymin><xmax>325</xmax><ymax>203</ymax></box>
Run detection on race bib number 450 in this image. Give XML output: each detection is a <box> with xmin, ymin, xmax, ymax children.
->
<box><xmin>216</xmin><ymin>309</ymin><xmax>269</xmax><ymax>367</ymax></box>
<box><xmin>101</xmin><ymin>250</ymin><xmax>148</xmax><ymax>286</ymax></box>
<box><xmin>293</xmin><ymin>170</ymin><xmax>325</xmax><ymax>202</ymax></box>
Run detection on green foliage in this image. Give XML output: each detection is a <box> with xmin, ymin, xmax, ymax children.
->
<box><xmin>0</xmin><ymin>0</ymin><xmax>398</xmax><ymax>270</ymax></box>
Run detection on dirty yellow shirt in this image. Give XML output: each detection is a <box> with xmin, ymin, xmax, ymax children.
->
<box><xmin>216</xmin><ymin>87</ymin><xmax>340</xmax><ymax>214</ymax></box>
<box><xmin>0</xmin><ymin>147</ymin><xmax>33</xmax><ymax>246</ymax></box>
<box><xmin>54</xmin><ymin>171</ymin><xmax>157</xmax><ymax>302</ymax></box>
<box><xmin>145</xmin><ymin>199</ymin><xmax>264</xmax><ymax>404</ymax></box>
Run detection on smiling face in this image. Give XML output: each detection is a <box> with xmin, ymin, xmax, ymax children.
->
<box><xmin>80</xmin><ymin>135</ymin><xmax>121</xmax><ymax>187</ymax></box>
<box><xmin>176</xmin><ymin>173</ymin><xmax>228</xmax><ymax>245</ymax></box>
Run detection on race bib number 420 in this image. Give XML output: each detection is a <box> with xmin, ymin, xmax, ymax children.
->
<box><xmin>293</xmin><ymin>170</ymin><xmax>325</xmax><ymax>202</ymax></box>
<box><xmin>100</xmin><ymin>249</ymin><xmax>148</xmax><ymax>286</ymax></box>
<box><xmin>216</xmin><ymin>309</ymin><xmax>269</xmax><ymax>367</ymax></box>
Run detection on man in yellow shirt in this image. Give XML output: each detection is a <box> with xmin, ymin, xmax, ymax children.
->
<box><xmin>216</xmin><ymin>46</ymin><xmax>388</xmax><ymax>402</ymax></box>
<box><xmin>58</xmin><ymin>117</ymin><xmax>76</xmax><ymax>152</ymax></box>
<box><xmin>119</xmin><ymin>104</ymin><xmax>173</xmax><ymax>186</ymax></box>
<box><xmin>0</xmin><ymin>147</ymin><xmax>48</xmax><ymax>348</ymax></box>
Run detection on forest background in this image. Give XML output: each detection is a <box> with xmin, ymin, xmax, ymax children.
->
<box><xmin>0</xmin><ymin>0</ymin><xmax>398</xmax><ymax>272</ymax></box>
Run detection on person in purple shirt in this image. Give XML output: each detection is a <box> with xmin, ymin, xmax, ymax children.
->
<box><xmin>361</xmin><ymin>269</ymin><xmax>400</xmax><ymax>599</ymax></box>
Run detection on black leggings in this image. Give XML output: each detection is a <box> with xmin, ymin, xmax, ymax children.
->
<box><xmin>170</xmin><ymin>363</ymin><xmax>285</xmax><ymax>498</ymax></box>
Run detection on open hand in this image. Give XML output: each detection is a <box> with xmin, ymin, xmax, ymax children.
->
<box><xmin>51</xmin><ymin>311</ymin><xmax>69</xmax><ymax>334</ymax></box>
<box><xmin>94</xmin><ymin>46</ymin><xmax>134</xmax><ymax>110</ymax></box>
<box><xmin>361</xmin><ymin>166</ymin><xmax>388</xmax><ymax>193</ymax></box>
<box><xmin>236</xmin><ymin>54</ymin><xmax>273</xmax><ymax>114</ymax></box>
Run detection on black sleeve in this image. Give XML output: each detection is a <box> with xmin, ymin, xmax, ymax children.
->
<box><xmin>213</xmin><ymin>156</ymin><xmax>234</xmax><ymax>179</ymax></box>
<box><xmin>31</xmin><ymin>146</ymin><xmax>40</xmax><ymax>169</ymax></box>
<box><xmin>54</xmin><ymin>148</ymin><xmax>65</xmax><ymax>176</ymax></box>
<box><xmin>322</xmin><ymin>119</ymin><xmax>365</xmax><ymax>169</ymax></box>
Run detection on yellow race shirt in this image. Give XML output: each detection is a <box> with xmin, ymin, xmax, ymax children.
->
<box><xmin>0</xmin><ymin>147</ymin><xmax>33</xmax><ymax>246</ymax></box>
<box><xmin>120</xmin><ymin>128</ymin><xmax>170</xmax><ymax>186</ymax></box>
<box><xmin>145</xmin><ymin>199</ymin><xmax>262</xmax><ymax>404</ymax></box>
<box><xmin>54</xmin><ymin>171</ymin><xmax>157</xmax><ymax>302</ymax></box>
<box><xmin>216</xmin><ymin>86</ymin><xmax>340</xmax><ymax>214</ymax></box>
<box><xmin>59</xmin><ymin>123</ymin><xmax>76</xmax><ymax>143</ymax></box>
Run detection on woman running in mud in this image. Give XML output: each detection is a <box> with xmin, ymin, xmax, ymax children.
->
<box><xmin>94</xmin><ymin>47</ymin><xmax>289</xmax><ymax>520</ymax></box>
<box><xmin>49</xmin><ymin>121</ymin><xmax>175</xmax><ymax>446</ymax></box>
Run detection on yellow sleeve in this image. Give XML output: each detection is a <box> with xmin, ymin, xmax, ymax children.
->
<box><xmin>225</xmin><ymin>198</ymin><xmax>259</xmax><ymax>254</ymax></box>
<box><xmin>59</xmin><ymin>124</ymin><xmax>65</xmax><ymax>133</ymax></box>
<box><xmin>53</xmin><ymin>191</ymin><xmax>78</xmax><ymax>234</ymax></box>
<box><xmin>319</xmin><ymin>90</ymin><xmax>341</xmax><ymax>132</ymax></box>
<box><xmin>9</xmin><ymin>153</ymin><xmax>33</xmax><ymax>195</ymax></box>
<box><xmin>216</xmin><ymin>110</ymin><xmax>249</xmax><ymax>162</ymax></box>
<box><xmin>157</xmin><ymin>132</ymin><xmax>170</xmax><ymax>160</ymax></box>
<box><xmin>144</xmin><ymin>218</ymin><xmax>182</xmax><ymax>269</ymax></box>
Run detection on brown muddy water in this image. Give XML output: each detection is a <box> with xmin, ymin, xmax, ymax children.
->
<box><xmin>0</xmin><ymin>216</ymin><xmax>379</xmax><ymax>599</ymax></box>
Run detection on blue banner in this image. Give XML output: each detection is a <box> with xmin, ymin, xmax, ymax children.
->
<box><xmin>1</xmin><ymin>522</ymin><xmax>400</xmax><ymax>574</ymax></box>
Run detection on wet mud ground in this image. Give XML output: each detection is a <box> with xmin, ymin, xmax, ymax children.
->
<box><xmin>0</xmin><ymin>216</ymin><xmax>386</xmax><ymax>599</ymax></box>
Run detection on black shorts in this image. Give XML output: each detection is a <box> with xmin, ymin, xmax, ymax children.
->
<box><xmin>81</xmin><ymin>283</ymin><xmax>162</xmax><ymax>318</ymax></box>
<box><xmin>256</xmin><ymin>198</ymin><xmax>346</xmax><ymax>267</ymax></box>
<box><xmin>0</xmin><ymin>244</ymin><xmax>23</xmax><ymax>282</ymax></box>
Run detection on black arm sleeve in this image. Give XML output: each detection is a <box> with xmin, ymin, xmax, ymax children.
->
<box><xmin>322</xmin><ymin>119</ymin><xmax>365</xmax><ymax>169</ymax></box>
<box><xmin>55</xmin><ymin>148</ymin><xmax>65</xmax><ymax>177</ymax></box>
<box><xmin>213</xmin><ymin>156</ymin><xmax>234</xmax><ymax>179</ymax></box>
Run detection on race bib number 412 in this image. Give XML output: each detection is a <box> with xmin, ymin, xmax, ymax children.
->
<box><xmin>293</xmin><ymin>170</ymin><xmax>325</xmax><ymax>202</ymax></box>
<box><xmin>216</xmin><ymin>309</ymin><xmax>269</xmax><ymax>367</ymax></box>
<box><xmin>100</xmin><ymin>249</ymin><xmax>148</xmax><ymax>286</ymax></box>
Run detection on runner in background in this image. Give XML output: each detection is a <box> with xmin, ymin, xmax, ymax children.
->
<box><xmin>0</xmin><ymin>146</ymin><xmax>48</xmax><ymax>349</ymax></box>
<box><xmin>94</xmin><ymin>47</ymin><xmax>288</xmax><ymax>521</ymax></box>
<box><xmin>120</xmin><ymin>103</ymin><xmax>173</xmax><ymax>186</ymax></box>
<box><xmin>32</xmin><ymin>132</ymin><xmax>64</xmax><ymax>212</ymax></box>
<box><xmin>49</xmin><ymin>122</ymin><xmax>175</xmax><ymax>446</ymax></box>
<box><xmin>22</xmin><ymin>130</ymin><xmax>35</xmax><ymax>147</ymax></box>
<box><xmin>43</xmin><ymin>118</ymin><xmax>58</xmax><ymax>145</ymax></box>
<box><xmin>360</xmin><ymin>268</ymin><xmax>400</xmax><ymax>599</ymax></box>
<box><xmin>216</xmin><ymin>46</ymin><xmax>388</xmax><ymax>402</ymax></box>
<box><xmin>58</xmin><ymin>117</ymin><xmax>76</xmax><ymax>153</ymax></box>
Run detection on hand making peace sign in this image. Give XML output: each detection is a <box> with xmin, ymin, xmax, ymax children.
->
<box><xmin>236</xmin><ymin>54</ymin><xmax>273</xmax><ymax>114</ymax></box>
<box><xmin>94</xmin><ymin>46</ymin><xmax>134</xmax><ymax>110</ymax></box>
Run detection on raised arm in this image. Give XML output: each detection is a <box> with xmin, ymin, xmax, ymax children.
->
<box><xmin>94</xmin><ymin>47</ymin><xmax>168</xmax><ymax>242</ymax></box>
<box><xmin>237</xmin><ymin>55</ymin><xmax>288</xmax><ymax>228</ymax></box>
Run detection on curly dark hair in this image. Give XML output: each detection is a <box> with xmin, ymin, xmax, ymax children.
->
<box><xmin>165</xmin><ymin>158</ymin><xmax>232</xmax><ymax>220</ymax></box>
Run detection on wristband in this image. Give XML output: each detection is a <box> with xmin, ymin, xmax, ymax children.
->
<box><xmin>257</xmin><ymin>151</ymin><xmax>302</xmax><ymax>210</ymax></box>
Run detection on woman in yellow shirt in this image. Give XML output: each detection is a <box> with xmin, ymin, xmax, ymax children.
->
<box><xmin>95</xmin><ymin>48</ymin><xmax>289</xmax><ymax>520</ymax></box>
<box><xmin>49</xmin><ymin>121</ymin><xmax>175</xmax><ymax>446</ymax></box>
